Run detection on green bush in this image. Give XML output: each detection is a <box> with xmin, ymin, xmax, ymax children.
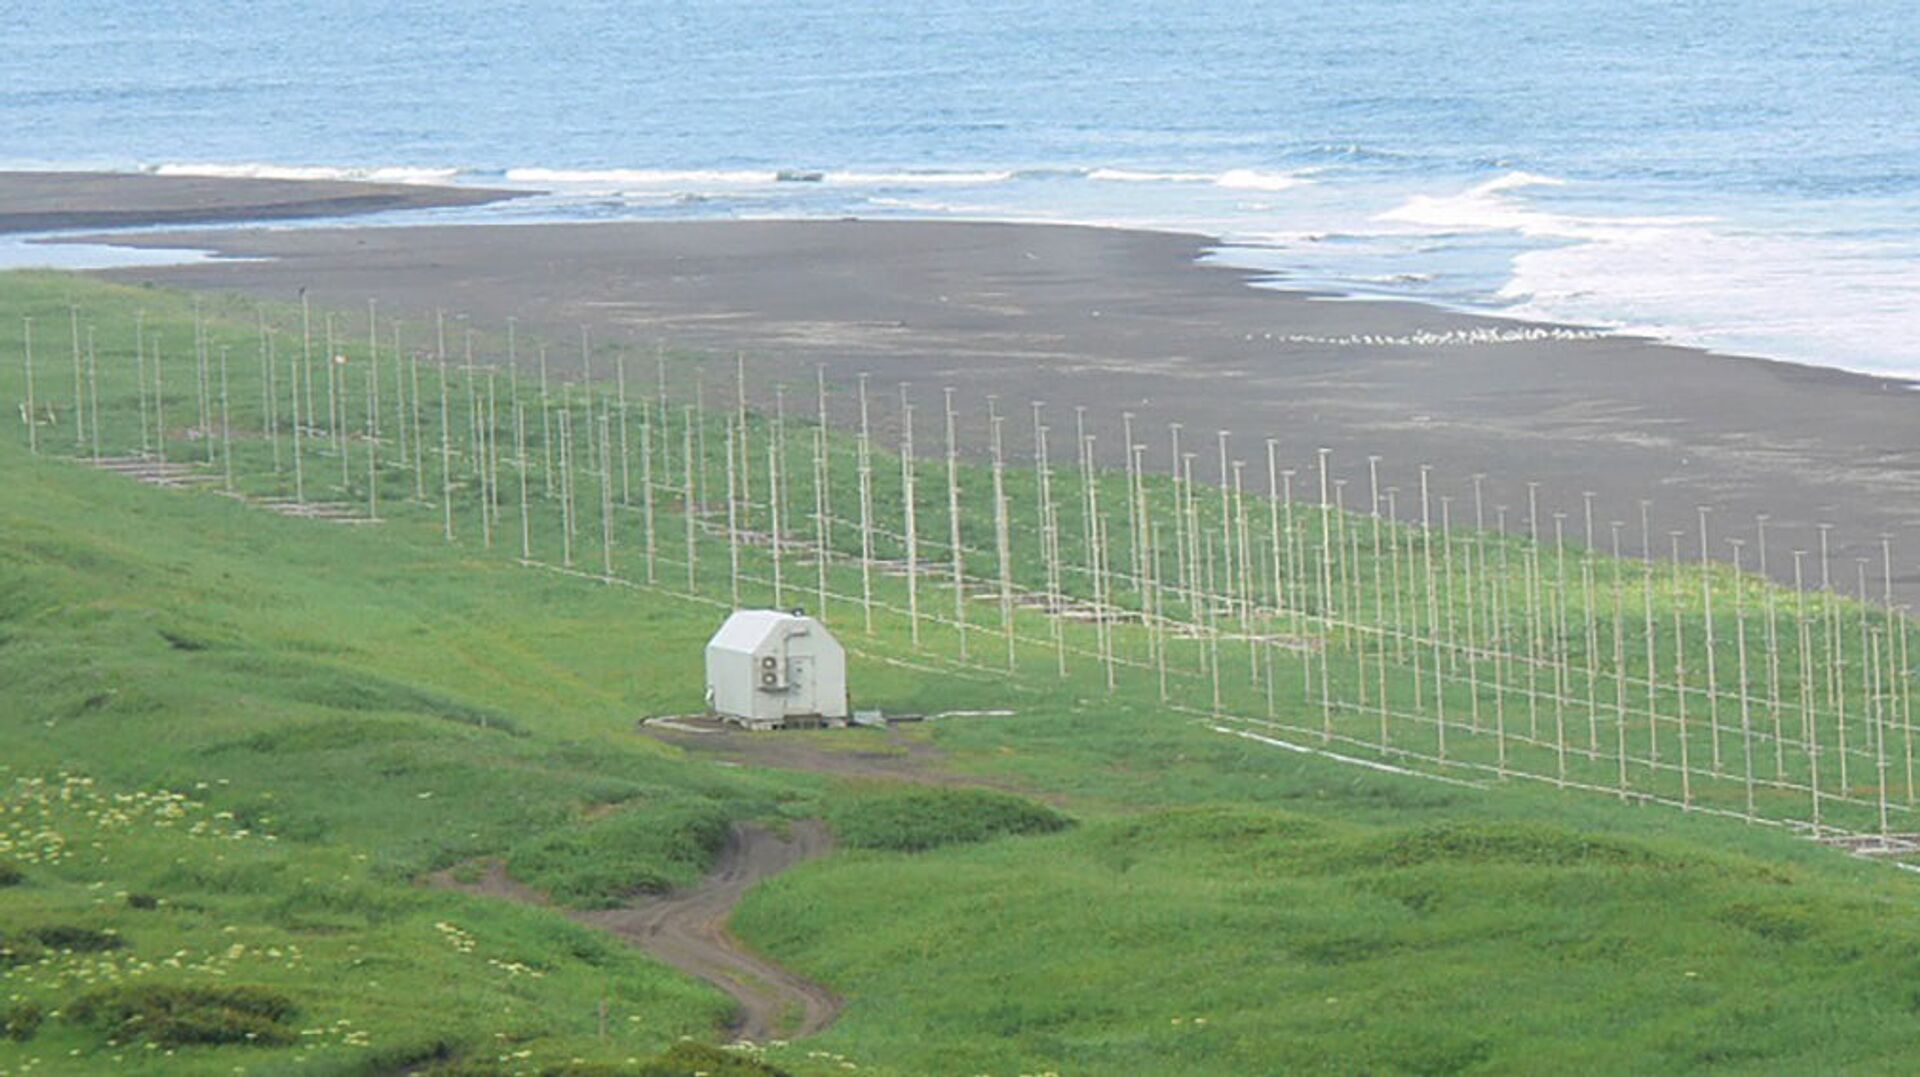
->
<box><xmin>0</xmin><ymin>861</ymin><xmax>22</xmax><ymax>887</ymax></box>
<box><xmin>507</xmin><ymin>798</ymin><xmax>734</xmax><ymax>908</ymax></box>
<box><xmin>1354</xmin><ymin>822</ymin><xmax>1680</xmax><ymax>871</ymax></box>
<box><xmin>828</xmin><ymin>787</ymin><xmax>1072</xmax><ymax>852</ymax></box>
<box><xmin>0</xmin><ymin>934</ymin><xmax>41</xmax><ymax>968</ymax></box>
<box><xmin>639</xmin><ymin>1042</ymin><xmax>791</xmax><ymax>1076</ymax></box>
<box><xmin>68</xmin><ymin>984</ymin><xmax>298</xmax><ymax>1047</ymax></box>
<box><xmin>419</xmin><ymin>1044</ymin><xmax>788</xmax><ymax>1077</ymax></box>
<box><xmin>26</xmin><ymin>925</ymin><xmax>123</xmax><ymax>952</ymax></box>
<box><xmin>3</xmin><ymin>1001</ymin><xmax>44</xmax><ymax>1042</ymax></box>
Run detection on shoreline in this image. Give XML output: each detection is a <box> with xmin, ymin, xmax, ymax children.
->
<box><xmin>7</xmin><ymin>181</ymin><xmax>1911</xmax><ymax>600</ymax></box>
<box><xmin>0</xmin><ymin>170</ymin><xmax>524</xmax><ymax>235</ymax></box>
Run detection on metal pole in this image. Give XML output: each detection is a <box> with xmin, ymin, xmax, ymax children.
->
<box><xmin>1551</xmin><ymin>513</ymin><xmax>1569</xmax><ymax>785</ymax></box>
<box><xmin>85</xmin><ymin>325</ymin><xmax>100</xmax><ymax>462</ymax></box>
<box><xmin>1794</xmin><ymin>550</ymin><xmax>1819</xmax><ymax>832</ymax></box>
<box><xmin>617</xmin><ymin>354</ymin><xmax>632</xmax><ymax>506</ymax></box>
<box><xmin>725</xmin><ymin>419</ymin><xmax>740</xmax><ymax>606</ymax></box>
<box><xmin>218</xmin><ymin>346</ymin><xmax>233</xmax><ymax>492</ymax></box>
<box><xmin>640</xmin><ymin>404</ymin><xmax>655</xmax><ymax>582</ymax></box>
<box><xmin>990</xmin><ymin>403</ymin><xmax>1015</xmax><ymax>669</ymax></box>
<box><xmin>559</xmin><ymin>408</ymin><xmax>576</xmax><ymax>567</ymax></box>
<box><xmin>439</xmin><ymin>356</ymin><xmax>454</xmax><ymax>541</ymax></box>
<box><xmin>735</xmin><ymin>351</ymin><xmax>750</xmax><ymax>535</ymax></box>
<box><xmin>516</xmin><ymin>403</ymin><xmax>531</xmax><ymax>560</ymax></box>
<box><xmin>857</xmin><ymin>374</ymin><xmax>874</xmax><ymax>633</ymax></box>
<box><xmin>1699</xmin><ymin>506</ymin><xmax>1721</xmax><ymax>772</ymax></box>
<box><xmin>814</xmin><ymin>426</ymin><xmax>829</xmax><ymax>617</ymax></box>
<box><xmin>1318</xmin><ymin>448</ymin><xmax>1336</xmax><ymax>739</ymax></box>
<box><xmin>945</xmin><ymin>387</ymin><xmax>966</xmax><ymax>659</ymax></box>
<box><xmin>69</xmin><ymin>306</ymin><xmax>84</xmax><ymax>451</ymax></box>
<box><xmin>288</xmin><ymin>332</ymin><xmax>301</xmax><ymax>500</ymax></box>
<box><xmin>769</xmin><ymin>433</ymin><xmax>783</xmax><ymax>606</ymax></box>
<box><xmin>1170</xmin><ymin>422</ymin><xmax>1188</xmax><ymax>599</ymax></box>
<box><xmin>539</xmin><ymin>345</ymin><xmax>554</xmax><ymax>496</ymax></box>
<box><xmin>1090</xmin><ymin>434</ymin><xmax>1115</xmax><ymax>691</ymax></box>
<box><xmin>154</xmin><ymin>331</ymin><xmax>168</xmax><ymax>465</ymax></box>
<box><xmin>815</xmin><ymin>365</ymin><xmax>832</xmax><ymax>549</ymax></box>
<box><xmin>409</xmin><ymin>336</ymin><xmax>425</xmax><ymax>499</ymax></box>
<box><xmin>1422</xmin><ymin>464</ymin><xmax>1444</xmax><ymax>753</ymax></box>
<box><xmin>1494</xmin><ymin>505</ymin><xmax>1512</xmax><ymax>774</ymax></box>
<box><xmin>1671</xmin><ymin>533</ymin><xmax>1693</xmax><ymax>807</ymax></box>
<box><xmin>683</xmin><ymin>408</ymin><xmax>697</xmax><ymax>593</ymax></box>
<box><xmin>599</xmin><ymin>414</ymin><xmax>615</xmax><ymax>579</ymax></box>
<box><xmin>1760</xmin><ymin>515</ymin><xmax>1783</xmax><ymax>776</ymax></box>
<box><xmin>21</xmin><ymin>317</ymin><xmax>37</xmax><ymax>455</ymax></box>
<box><xmin>901</xmin><ymin>390</ymin><xmax>920</xmax><ymax>648</ymax></box>
<box><xmin>365</xmin><ymin>358</ymin><xmax>378</xmax><ymax>520</ymax></box>
<box><xmin>1641</xmin><ymin>501</ymin><xmax>1659</xmax><ymax>768</ymax></box>
<box><xmin>261</xmin><ymin>315</ymin><xmax>279</xmax><ymax>473</ymax></box>
<box><xmin>1730</xmin><ymin>538</ymin><xmax>1756</xmax><ymax>819</ymax></box>
<box><xmin>1819</xmin><ymin>524</ymin><xmax>1846</xmax><ymax>793</ymax></box>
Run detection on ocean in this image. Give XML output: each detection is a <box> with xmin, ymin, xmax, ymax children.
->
<box><xmin>4</xmin><ymin>0</ymin><xmax>1918</xmax><ymax>375</ymax></box>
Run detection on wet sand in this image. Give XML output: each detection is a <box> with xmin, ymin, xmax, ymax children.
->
<box><xmin>73</xmin><ymin>216</ymin><xmax>1920</xmax><ymax>601</ymax></box>
<box><xmin>0</xmin><ymin>171</ymin><xmax>520</xmax><ymax>234</ymax></box>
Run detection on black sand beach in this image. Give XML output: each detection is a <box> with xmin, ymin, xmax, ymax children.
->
<box><xmin>0</xmin><ymin>171</ymin><xmax>519</xmax><ymax>234</ymax></box>
<box><xmin>52</xmin><ymin>208</ymin><xmax>1920</xmax><ymax>601</ymax></box>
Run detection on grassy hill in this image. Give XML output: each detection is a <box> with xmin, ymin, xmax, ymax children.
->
<box><xmin>4</xmin><ymin>273</ymin><xmax>1920</xmax><ymax>1074</ymax></box>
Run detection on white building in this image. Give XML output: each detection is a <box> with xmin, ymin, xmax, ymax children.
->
<box><xmin>704</xmin><ymin>610</ymin><xmax>849</xmax><ymax>729</ymax></box>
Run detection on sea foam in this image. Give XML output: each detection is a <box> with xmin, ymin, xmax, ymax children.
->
<box><xmin>149</xmin><ymin>163</ymin><xmax>462</xmax><ymax>185</ymax></box>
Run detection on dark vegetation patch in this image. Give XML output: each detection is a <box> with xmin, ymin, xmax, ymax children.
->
<box><xmin>0</xmin><ymin>861</ymin><xmax>22</xmax><ymax>887</ymax></box>
<box><xmin>24</xmin><ymin>924</ymin><xmax>124</xmax><ymax>952</ymax></box>
<box><xmin>126</xmin><ymin>892</ymin><xmax>161</xmax><ymax>910</ymax></box>
<box><xmin>828</xmin><ymin>787</ymin><xmax>1072</xmax><ymax>853</ymax></box>
<box><xmin>217</xmin><ymin>714</ymin><xmax>436</xmax><ymax>755</ymax></box>
<box><xmin>1716</xmin><ymin>900</ymin><xmax>1820</xmax><ymax>943</ymax></box>
<box><xmin>67</xmin><ymin>984</ymin><xmax>298</xmax><ymax>1047</ymax></box>
<box><xmin>3</xmin><ymin>1001</ymin><xmax>44</xmax><ymax>1042</ymax></box>
<box><xmin>1370</xmin><ymin>1028</ymin><xmax>1495</xmax><ymax>1076</ymax></box>
<box><xmin>640</xmin><ymin>1042</ymin><xmax>793</xmax><ymax>1076</ymax></box>
<box><xmin>1290</xmin><ymin>930</ymin><xmax>1399</xmax><ymax>966</ymax></box>
<box><xmin>1103</xmin><ymin>805</ymin><xmax>1330</xmax><ymax>848</ymax></box>
<box><xmin>423</xmin><ymin>1041</ymin><xmax>791</xmax><ymax>1076</ymax></box>
<box><xmin>363</xmin><ymin>1036</ymin><xmax>459</xmax><ymax>1073</ymax></box>
<box><xmin>158</xmin><ymin>628</ymin><xmax>211</xmax><ymax>652</ymax></box>
<box><xmin>507</xmin><ymin>797</ymin><xmax>735</xmax><ymax>907</ymax></box>
<box><xmin>1351</xmin><ymin>822</ymin><xmax>1684</xmax><ymax>871</ymax></box>
<box><xmin>214</xmin><ymin>654</ymin><xmax>524</xmax><ymax>734</ymax></box>
<box><xmin>1087</xmin><ymin>806</ymin><xmax>1332</xmax><ymax>874</ymax></box>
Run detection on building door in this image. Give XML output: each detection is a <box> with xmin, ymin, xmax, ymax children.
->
<box><xmin>786</xmin><ymin>655</ymin><xmax>811</xmax><ymax>715</ymax></box>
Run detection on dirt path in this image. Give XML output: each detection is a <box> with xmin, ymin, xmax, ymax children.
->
<box><xmin>580</xmin><ymin>821</ymin><xmax>840</xmax><ymax>1042</ymax></box>
<box><xmin>642</xmin><ymin>719</ymin><xmax>960</xmax><ymax>786</ymax></box>
<box><xmin>429</xmin><ymin>820</ymin><xmax>839</xmax><ymax>1042</ymax></box>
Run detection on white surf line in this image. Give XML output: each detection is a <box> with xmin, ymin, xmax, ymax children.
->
<box><xmin>1207</xmin><ymin>724</ymin><xmax>1487</xmax><ymax>789</ymax></box>
<box><xmin>1253</xmin><ymin>327</ymin><xmax>1607</xmax><ymax>347</ymax></box>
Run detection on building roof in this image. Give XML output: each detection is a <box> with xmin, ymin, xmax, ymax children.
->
<box><xmin>707</xmin><ymin>609</ymin><xmax>800</xmax><ymax>655</ymax></box>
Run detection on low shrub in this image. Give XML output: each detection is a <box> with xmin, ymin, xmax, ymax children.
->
<box><xmin>419</xmin><ymin>1043</ymin><xmax>788</xmax><ymax>1076</ymax></box>
<box><xmin>0</xmin><ymin>934</ymin><xmax>42</xmax><ymax>968</ymax></box>
<box><xmin>67</xmin><ymin>984</ymin><xmax>298</xmax><ymax>1047</ymax></box>
<box><xmin>640</xmin><ymin>1042</ymin><xmax>791</xmax><ymax>1076</ymax></box>
<box><xmin>26</xmin><ymin>925</ymin><xmax>123</xmax><ymax>952</ymax></box>
<box><xmin>126</xmin><ymin>892</ymin><xmax>160</xmax><ymax>910</ymax></box>
<box><xmin>829</xmin><ymin>787</ymin><xmax>1072</xmax><ymax>853</ymax></box>
<box><xmin>1354</xmin><ymin>822</ymin><xmax>1679</xmax><ymax>871</ymax></box>
<box><xmin>0</xmin><ymin>861</ymin><xmax>22</xmax><ymax>887</ymax></box>
<box><xmin>507</xmin><ymin>798</ymin><xmax>733</xmax><ymax>908</ymax></box>
<box><xmin>3</xmin><ymin>1001</ymin><xmax>44</xmax><ymax>1042</ymax></box>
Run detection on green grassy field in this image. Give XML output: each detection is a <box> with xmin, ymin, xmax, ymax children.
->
<box><xmin>6</xmin><ymin>272</ymin><xmax>1920</xmax><ymax>1075</ymax></box>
